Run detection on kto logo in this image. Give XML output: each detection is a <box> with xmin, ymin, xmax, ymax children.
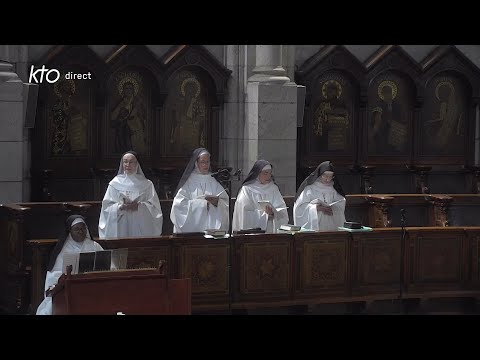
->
<box><xmin>29</xmin><ymin>65</ymin><xmax>61</xmax><ymax>84</ymax></box>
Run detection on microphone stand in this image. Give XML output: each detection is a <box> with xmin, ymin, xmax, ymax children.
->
<box><xmin>212</xmin><ymin>167</ymin><xmax>241</xmax><ymax>314</ymax></box>
<box><xmin>211</xmin><ymin>167</ymin><xmax>241</xmax><ymax>237</ymax></box>
<box><xmin>399</xmin><ymin>208</ymin><xmax>406</xmax><ymax>314</ymax></box>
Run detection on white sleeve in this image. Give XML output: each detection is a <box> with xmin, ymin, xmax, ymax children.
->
<box><xmin>293</xmin><ymin>187</ymin><xmax>319</xmax><ymax>230</ymax></box>
<box><xmin>98</xmin><ymin>185</ymin><xmax>121</xmax><ymax>238</ymax></box>
<box><xmin>170</xmin><ymin>186</ymin><xmax>209</xmax><ymax>233</ymax></box>
<box><xmin>232</xmin><ymin>187</ymin><xmax>265</xmax><ymax>231</ymax></box>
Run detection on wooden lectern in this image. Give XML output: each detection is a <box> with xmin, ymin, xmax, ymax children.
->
<box><xmin>50</xmin><ymin>265</ymin><xmax>191</xmax><ymax>315</ymax></box>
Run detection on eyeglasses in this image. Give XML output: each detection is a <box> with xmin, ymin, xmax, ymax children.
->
<box><xmin>321</xmin><ymin>174</ymin><xmax>334</xmax><ymax>180</ymax></box>
<box><xmin>198</xmin><ymin>160</ymin><xmax>210</xmax><ymax>165</ymax></box>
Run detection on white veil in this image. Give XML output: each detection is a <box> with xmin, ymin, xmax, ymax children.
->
<box><xmin>109</xmin><ymin>151</ymin><xmax>151</xmax><ymax>192</ymax></box>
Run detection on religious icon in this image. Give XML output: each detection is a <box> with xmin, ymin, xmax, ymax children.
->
<box><xmin>110</xmin><ymin>71</ymin><xmax>148</xmax><ymax>154</ymax></box>
<box><xmin>312</xmin><ymin>77</ymin><xmax>350</xmax><ymax>152</ymax></box>
<box><xmin>167</xmin><ymin>70</ymin><xmax>207</xmax><ymax>154</ymax></box>
<box><xmin>368</xmin><ymin>79</ymin><xmax>408</xmax><ymax>154</ymax></box>
<box><xmin>423</xmin><ymin>77</ymin><xmax>465</xmax><ymax>154</ymax></box>
<box><xmin>50</xmin><ymin>75</ymin><xmax>88</xmax><ymax>156</ymax></box>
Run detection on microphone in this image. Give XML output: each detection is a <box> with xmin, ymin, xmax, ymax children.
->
<box><xmin>210</xmin><ymin>168</ymin><xmax>229</xmax><ymax>177</ymax></box>
<box><xmin>400</xmin><ymin>208</ymin><xmax>406</xmax><ymax>225</ymax></box>
<box><xmin>233</xmin><ymin>169</ymin><xmax>241</xmax><ymax>180</ymax></box>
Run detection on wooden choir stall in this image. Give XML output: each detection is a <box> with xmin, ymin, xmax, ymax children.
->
<box><xmin>23</xmin><ymin>227</ymin><xmax>480</xmax><ymax>315</ymax></box>
<box><xmin>2</xmin><ymin>193</ymin><xmax>480</xmax><ymax>314</ymax></box>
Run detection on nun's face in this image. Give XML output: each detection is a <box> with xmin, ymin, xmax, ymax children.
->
<box><xmin>71</xmin><ymin>223</ymin><xmax>87</xmax><ymax>243</ymax></box>
<box><xmin>123</xmin><ymin>153</ymin><xmax>138</xmax><ymax>175</ymax></box>
<box><xmin>197</xmin><ymin>154</ymin><xmax>210</xmax><ymax>174</ymax></box>
<box><xmin>320</xmin><ymin>171</ymin><xmax>334</xmax><ymax>186</ymax></box>
<box><xmin>259</xmin><ymin>169</ymin><xmax>272</xmax><ymax>184</ymax></box>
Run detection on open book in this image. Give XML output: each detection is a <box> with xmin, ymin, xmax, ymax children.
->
<box><xmin>309</xmin><ymin>198</ymin><xmax>345</xmax><ymax>207</ymax></box>
<box><xmin>197</xmin><ymin>189</ymin><xmax>226</xmax><ymax>199</ymax></box>
<box><xmin>119</xmin><ymin>192</ymin><xmax>141</xmax><ymax>204</ymax></box>
<box><xmin>257</xmin><ymin>200</ymin><xmax>288</xmax><ymax>213</ymax></box>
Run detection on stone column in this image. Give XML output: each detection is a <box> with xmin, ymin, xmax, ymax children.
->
<box><xmin>0</xmin><ymin>59</ymin><xmax>25</xmax><ymax>203</ymax></box>
<box><xmin>221</xmin><ymin>45</ymin><xmax>248</xmax><ymax>195</ymax></box>
<box><xmin>245</xmin><ymin>45</ymin><xmax>298</xmax><ymax>196</ymax></box>
<box><xmin>0</xmin><ymin>44</ymin><xmax>35</xmax><ymax>204</ymax></box>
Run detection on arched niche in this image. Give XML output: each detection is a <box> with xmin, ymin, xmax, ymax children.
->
<box><xmin>417</xmin><ymin>46</ymin><xmax>480</xmax><ymax>165</ymax></box>
<box><xmin>31</xmin><ymin>45</ymin><xmax>106</xmax><ymax>200</ymax></box>
<box><xmin>295</xmin><ymin>45</ymin><xmax>364</xmax><ymax>168</ymax></box>
<box><xmin>363</xmin><ymin>46</ymin><xmax>421</xmax><ymax>164</ymax></box>
<box><xmin>100</xmin><ymin>45</ymin><xmax>165</xmax><ymax>167</ymax></box>
<box><xmin>161</xmin><ymin>45</ymin><xmax>231</xmax><ymax>167</ymax></box>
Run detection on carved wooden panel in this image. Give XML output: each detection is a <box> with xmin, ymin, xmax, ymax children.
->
<box><xmin>368</xmin><ymin>200</ymin><xmax>393</xmax><ymax>228</ymax></box>
<box><xmin>420</xmin><ymin>73</ymin><xmax>468</xmax><ymax>157</ymax></box>
<box><xmin>126</xmin><ymin>247</ymin><xmax>169</xmax><ymax>270</ymax></box>
<box><xmin>467</xmin><ymin>231</ymin><xmax>480</xmax><ymax>284</ymax></box>
<box><xmin>296</xmin><ymin>46</ymin><xmax>364</xmax><ymax>166</ymax></box>
<box><xmin>46</xmin><ymin>72</ymin><xmax>92</xmax><ymax>158</ymax></box>
<box><xmin>417</xmin><ymin>237</ymin><xmax>461</xmax><ymax>281</ymax></box>
<box><xmin>7</xmin><ymin>220</ymin><xmax>19</xmax><ymax>269</ymax></box>
<box><xmin>303</xmin><ymin>240</ymin><xmax>346</xmax><ymax>288</ymax></box>
<box><xmin>178</xmin><ymin>243</ymin><xmax>229</xmax><ymax>295</ymax></box>
<box><xmin>360</xmin><ymin>238</ymin><xmax>400</xmax><ymax>284</ymax></box>
<box><xmin>163</xmin><ymin>68</ymin><xmax>211</xmax><ymax>157</ymax></box>
<box><xmin>367</xmin><ymin>72</ymin><xmax>415</xmax><ymax>158</ymax></box>
<box><xmin>106</xmin><ymin>67</ymin><xmax>153</xmax><ymax>157</ymax></box>
<box><xmin>307</xmin><ymin>71</ymin><xmax>357</xmax><ymax>157</ymax></box>
<box><xmin>408</xmin><ymin>230</ymin><xmax>467</xmax><ymax>292</ymax></box>
<box><xmin>31</xmin><ymin>45</ymin><xmax>106</xmax><ymax>188</ymax></box>
<box><xmin>352</xmin><ymin>231</ymin><xmax>402</xmax><ymax>295</ymax></box>
<box><xmin>417</xmin><ymin>45</ymin><xmax>480</xmax><ymax>165</ymax></box>
<box><xmin>238</xmin><ymin>237</ymin><xmax>292</xmax><ymax>297</ymax></box>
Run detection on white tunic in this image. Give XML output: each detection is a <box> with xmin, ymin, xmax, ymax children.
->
<box><xmin>171</xmin><ymin>173</ymin><xmax>229</xmax><ymax>233</ymax></box>
<box><xmin>36</xmin><ymin>236</ymin><xmax>104</xmax><ymax>315</ymax></box>
<box><xmin>232</xmin><ymin>181</ymin><xmax>289</xmax><ymax>233</ymax></box>
<box><xmin>293</xmin><ymin>180</ymin><xmax>346</xmax><ymax>231</ymax></box>
<box><xmin>98</xmin><ymin>177</ymin><xmax>163</xmax><ymax>238</ymax></box>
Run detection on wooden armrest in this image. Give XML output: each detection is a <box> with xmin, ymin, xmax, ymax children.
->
<box><xmin>364</xmin><ymin>195</ymin><xmax>394</xmax><ymax>203</ymax></box>
<box><xmin>425</xmin><ymin>195</ymin><xmax>453</xmax><ymax>203</ymax></box>
<box><xmin>63</xmin><ymin>202</ymin><xmax>92</xmax><ymax>212</ymax></box>
<box><xmin>1</xmin><ymin>203</ymin><xmax>31</xmax><ymax>212</ymax></box>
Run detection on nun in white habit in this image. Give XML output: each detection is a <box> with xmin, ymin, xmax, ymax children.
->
<box><xmin>232</xmin><ymin>160</ymin><xmax>289</xmax><ymax>233</ymax></box>
<box><xmin>36</xmin><ymin>215</ymin><xmax>104</xmax><ymax>315</ymax></box>
<box><xmin>98</xmin><ymin>151</ymin><xmax>163</xmax><ymax>238</ymax></box>
<box><xmin>170</xmin><ymin>148</ymin><xmax>229</xmax><ymax>233</ymax></box>
<box><xmin>293</xmin><ymin>160</ymin><xmax>346</xmax><ymax>231</ymax></box>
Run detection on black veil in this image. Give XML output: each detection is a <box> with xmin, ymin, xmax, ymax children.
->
<box><xmin>295</xmin><ymin>161</ymin><xmax>345</xmax><ymax>200</ymax></box>
<box><xmin>47</xmin><ymin>214</ymin><xmax>95</xmax><ymax>271</ymax></box>
<box><xmin>238</xmin><ymin>160</ymin><xmax>279</xmax><ymax>194</ymax></box>
<box><xmin>174</xmin><ymin>148</ymin><xmax>211</xmax><ymax>196</ymax></box>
